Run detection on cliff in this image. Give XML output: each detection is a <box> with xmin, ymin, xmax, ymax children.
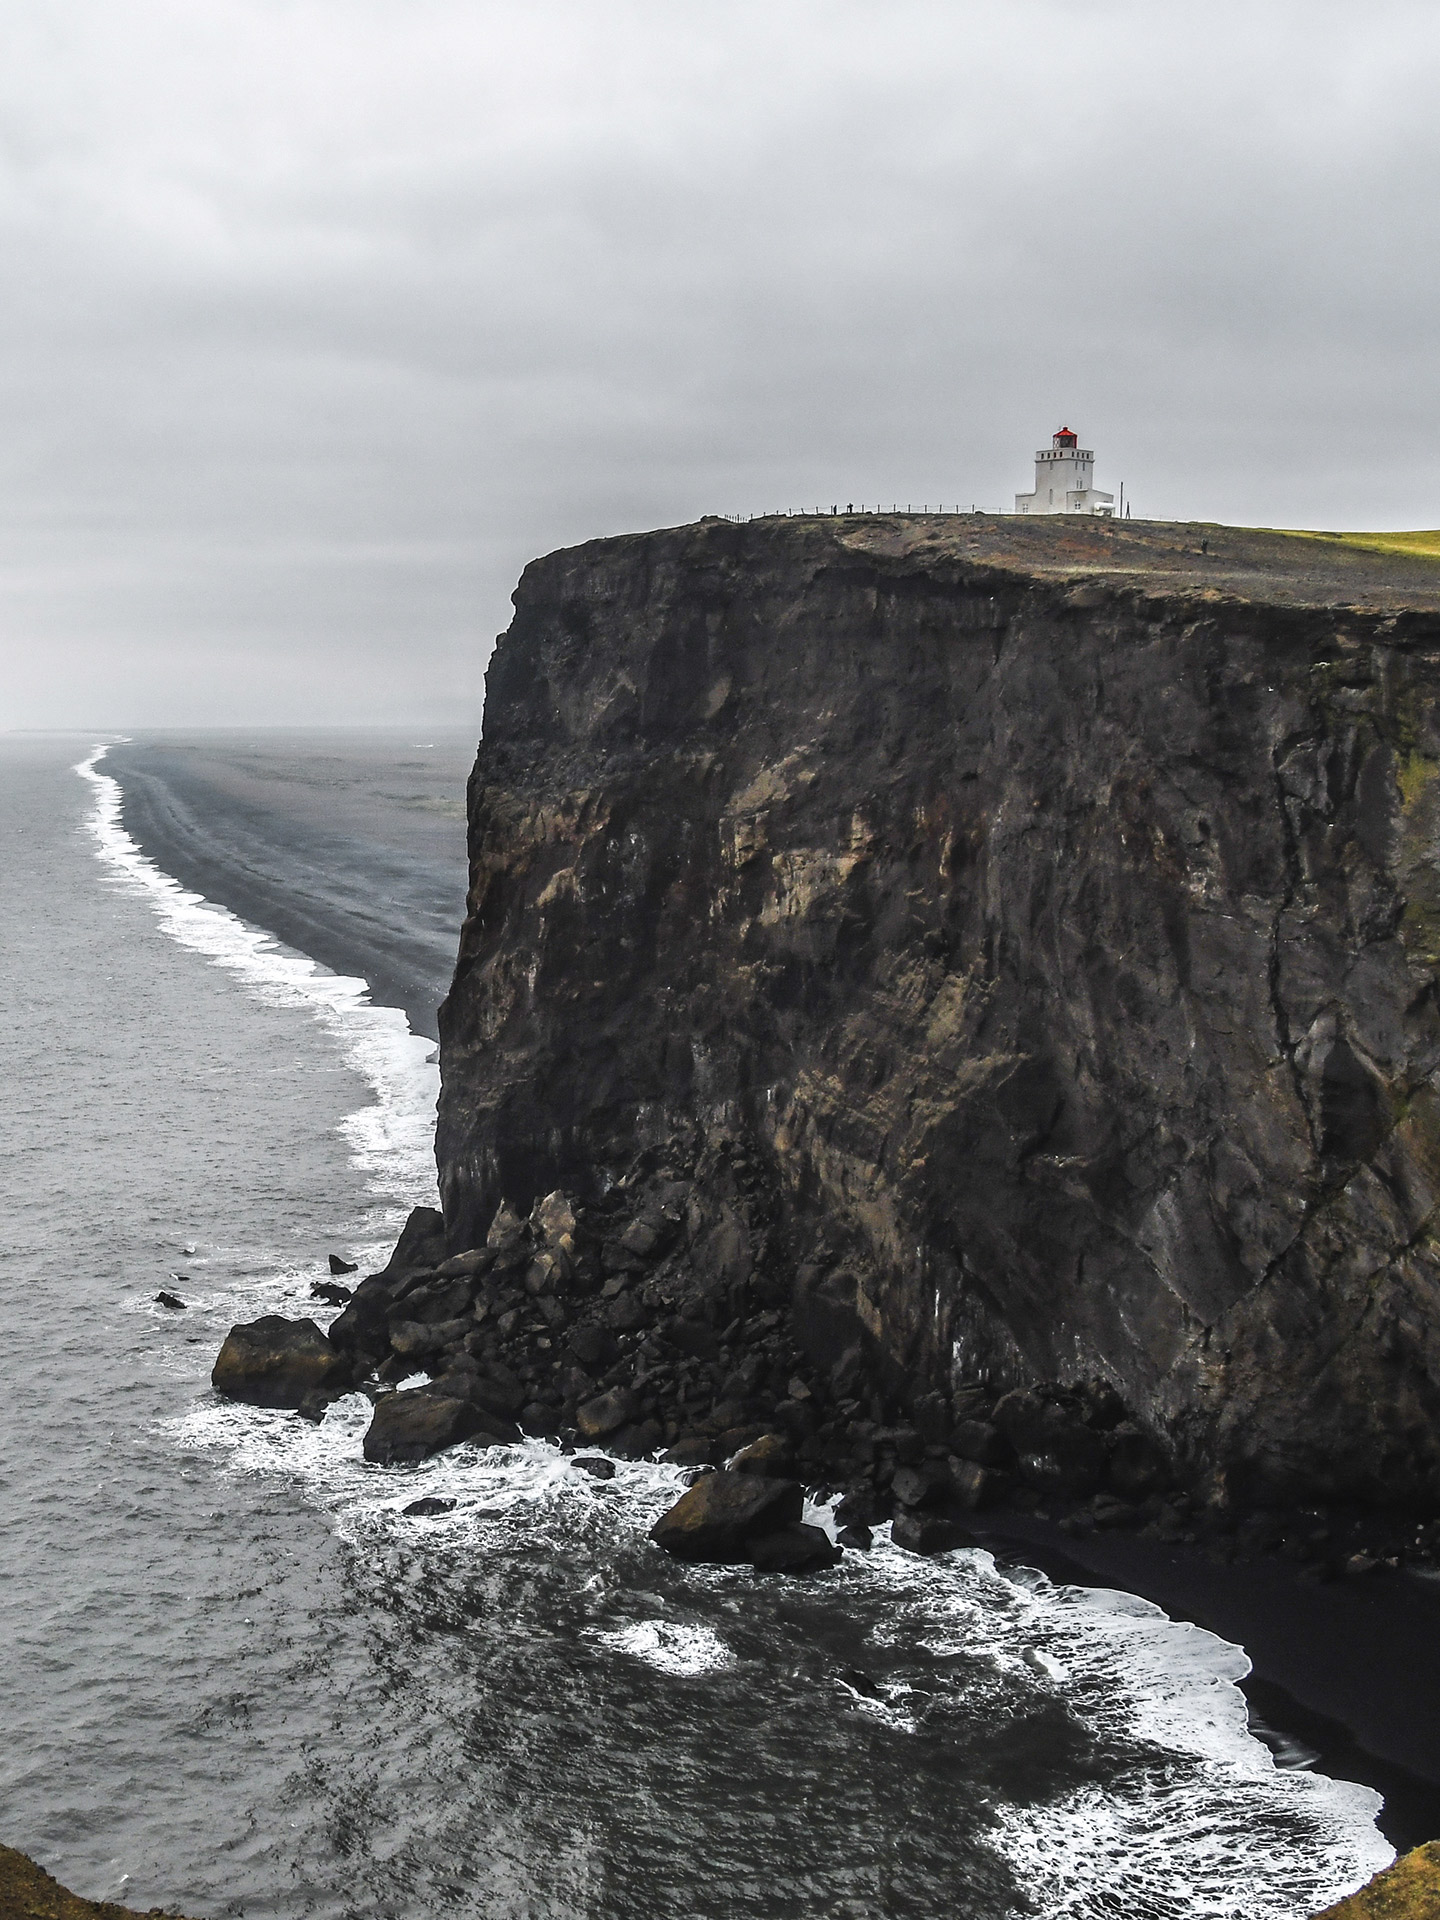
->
<box><xmin>435</xmin><ymin>513</ymin><xmax>1440</xmax><ymax>1509</ymax></box>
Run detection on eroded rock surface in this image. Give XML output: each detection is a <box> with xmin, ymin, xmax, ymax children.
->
<box><xmin>434</xmin><ymin>514</ymin><xmax>1440</xmax><ymax>1510</ymax></box>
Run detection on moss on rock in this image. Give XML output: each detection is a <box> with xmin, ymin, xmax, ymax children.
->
<box><xmin>1317</xmin><ymin>1842</ymin><xmax>1440</xmax><ymax>1919</ymax></box>
<box><xmin>0</xmin><ymin>1843</ymin><xmax>199</xmax><ymax>1919</ymax></box>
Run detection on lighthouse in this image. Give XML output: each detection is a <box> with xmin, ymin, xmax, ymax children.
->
<box><xmin>1014</xmin><ymin>427</ymin><xmax>1114</xmax><ymax>516</ymax></box>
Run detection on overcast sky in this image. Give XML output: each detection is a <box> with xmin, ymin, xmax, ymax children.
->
<box><xmin>3</xmin><ymin>1</ymin><xmax>1438</xmax><ymax>727</ymax></box>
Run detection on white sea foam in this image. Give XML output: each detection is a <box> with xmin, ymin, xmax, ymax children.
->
<box><xmin>74</xmin><ymin>743</ymin><xmax>439</xmax><ymax>1215</ymax></box>
<box><xmin>84</xmin><ymin>741</ymin><xmax>1394</xmax><ymax>1919</ymax></box>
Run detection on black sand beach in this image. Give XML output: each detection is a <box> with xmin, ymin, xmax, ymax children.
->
<box><xmin>105</xmin><ymin>726</ymin><xmax>1440</xmax><ymax>1854</ymax></box>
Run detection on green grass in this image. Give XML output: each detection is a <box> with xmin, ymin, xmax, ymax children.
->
<box><xmin>1275</xmin><ymin>526</ymin><xmax>1440</xmax><ymax>561</ymax></box>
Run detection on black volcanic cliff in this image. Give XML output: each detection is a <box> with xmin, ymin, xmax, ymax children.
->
<box><xmin>436</xmin><ymin>513</ymin><xmax>1440</xmax><ymax>1509</ymax></box>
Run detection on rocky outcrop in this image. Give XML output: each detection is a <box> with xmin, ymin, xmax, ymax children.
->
<box><xmin>435</xmin><ymin>514</ymin><xmax>1440</xmax><ymax>1511</ymax></box>
<box><xmin>1316</xmin><ymin>1842</ymin><xmax>1440</xmax><ymax>1918</ymax></box>
<box><xmin>0</xmin><ymin>1842</ymin><xmax>199</xmax><ymax>1920</ymax></box>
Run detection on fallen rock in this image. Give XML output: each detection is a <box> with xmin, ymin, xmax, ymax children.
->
<box><xmin>363</xmin><ymin>1389</ymin><xmax>518</xmax><ymax>1465</ymax></box>
<box><xmin>950</xmin><ymin>1419</ymin><xmax>1010</xmax><ymax>1467</ymax></box>
<box><xmin>435</xmin><ymin>1247</ymin><xmax>495</xmax><ymax>1277</ymax></box>
<box><xmin>520</xmin><ymin>1400</ymin><xmax>562</xmax><ymax>1437</ymax></box>
<box><xmin>837</xmin><ymin>1523</ymin><xmax>874</xmax><ymax>1550</ymax></box>
<box><xmin>577</xmin><ymin>1386</ymin><xmax>636</xmax><ymax>1440</ymax></box>
<box><xmin>156</xmin><ymin>1290</ymin><xmax>187</xmax><ymax>1311</ymax></box>
<box><xmin>650</xmin><ymin>1468</ymin><xmax>804</xmax><ymax>1562</ymax></box>
<box><xmin>728</xmin><ymin>1431</ymin><xmax>796</xmax><ymax>1477</ymax></box>
<box><xmin>1314</xmin><ymin>1841</ymin><xmax>1440</xmax><ymax>1918</ymax></box>
<box><xmin>328</xmin><ymin>1253</ymin><xmax>359</xmax><ymax>1275</ymax></box>
<box><xmin>377</xmin><ymin>1205</ymin><xmax>447</xmax><ymax>1282</ymax></box>
<box><xmin>890</xmin><ymin>1460</ymin><xmax>954</xmax><ymax>1509</ymax></box>
<box><xmin>890</xmin><ymin>1510</ymin><xmax>976</xmax><ymax>1556</ymax></box>
<box><xmin>572</xmin><ymin>1455</ymin><xmax>618</xmax><ymax>1480</ymax></box>
<box><xmin>310</xmin><ymin>1280</ymin><xmax>352</xmax><ymax>1306</ymax></box>
<box><xmin>388</xmin><ymin>1315</ymin><xmax>473</xmax><ymax>1358</ymax></box>
<box><xmin>749</xmin><ymin>1523</ymin><xmax>843</xmax><ymax>1575</ymax></box>
<box><xmin>609</xmin><ymin>1419</ymin><xmax>664</xmax><ymax>1458</ymax></box>
<box><xmin>212</xmin><ymin>1315</ymin><xmax>348</xmax><ymax>1409</ymax></box>
<box><xmin>402</xmin><ymin>1495</ymin><xmax>456</xmax><ymax>1517</ymax></box>
<box><xmin>663</xmin><ymin>1432</ymin><xmax>715</xmax><ymax>1467</ymax></box>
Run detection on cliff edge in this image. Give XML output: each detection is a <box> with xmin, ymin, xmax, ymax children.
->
<box><xmin>436</xmin><ymin>513</ymin><xmax>1440</xmax><ymax>1509</ymax></box>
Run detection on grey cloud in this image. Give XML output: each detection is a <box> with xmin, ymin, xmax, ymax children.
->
<box><xmin>2</xmin><ymin>0</ymin><xmax>1438</xmax><ymax>725</ymax></box>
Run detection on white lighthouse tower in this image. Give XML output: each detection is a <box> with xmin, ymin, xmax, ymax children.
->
<box><xmin>1014</xmin><ymin>427</ymin><xmax>1114</xmax><ymax>516</ymax></box>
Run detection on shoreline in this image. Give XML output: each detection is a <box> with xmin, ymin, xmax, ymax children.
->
<box><xmin>96</xmin><ymin>733</ymin><xmax>1440</xmax><ymax>1855</ymax></box>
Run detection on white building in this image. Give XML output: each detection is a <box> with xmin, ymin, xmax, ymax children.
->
<box><xmin>1014</xmin><ymin>427</ymin><xmax>1114</xmax><ymax>516</ymax></box>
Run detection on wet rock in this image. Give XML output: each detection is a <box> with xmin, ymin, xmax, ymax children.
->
<box><xmin>363</xmin><ymin>1389</ymin><xmax>517</xmax><ymax>1465</ymax></box>
<box><xmin>1314</xmin><ymin>1840</ymin><xmax>1440</xmax><ymax>1917</ymax></box>
<box><xmin>890</xmin><ymin>1511</ymin><xmax>976</xmax><ymax>1555</ymax></box>
<box><xmin>834</xmin><ymin>1487</ymin><xmax>888</xmax><ymax>1529</ymax></box>
<box><xmin>212</xmin><ymin>1315</ymin><xmax>349</xmax><ymax>1409</ymax></box>
<box><xmin>576</xmin><ymin>1386</ymin><xmax>637</xmax><ymax>1440</ymax></box>
<box><xmin>836</xmin><ymin>1523</ymin><xmax>873</xmax><ymax>1550</ymax></box>
<box><xmin>572</xmin><ymin>1455</ymin><xmax>617</xmax><ymax>1480</ymax></box>
<box><xmin>650</xmin><ymin>1468</ymin><xmax>804</xmax><ymax>1562</ymax></box>
<box><xmin>749</xmin><ymin>1523</ymin><xmax>843</xmax><ymax>1575</ymax></box>
<box><xmin>156</xmin><ymin>1290</ymin><xmax>187</xmax><ymax>1310</ymax></box>
<box><xmin>402</xmin><ymin>1496</ymin><xmax>456</xmax><ymax>1516</ymax></box>
<box><xmin>310</xmin><ymin>1280</ymin><xmax>352</xmax><ymax>1306</ymax></box>
<box><xmin>950</xmin><ymin>1459</ymin><xmax>1007</xmax><ymax>1511</ymax></box>
<box><xmin>663</xmin><ymin>1432</ymin><xmax>715</xmax><ymax>1467</ymax></box>
<box><xmin>608</xmin><ymin>1419</ymin><xmax>664</xmax><ymax>1458</ymax></box>
<box><xmin>727</xmin><ymin>1432</ymin><xmax>796</xmax><ymax>1477</ymax></box>
<box><xmin>328</xmin><ymin>1253</ymin><xmax>359</xmax><ymax>1275</ymax></box>
<box><xmin>295</xmin><ymin>1386</ymin><xmax>343</xmax><ymax>1424</ymax></box>
<box><xmin>890</xmin><ymin>1460</ymin><xmax>954</xmax><ymax>1510</ymax></box>
<box><xmin>520</xmin><ymin>1400</ymin><xmax>562</xmax><ymax>1437</ymax></box>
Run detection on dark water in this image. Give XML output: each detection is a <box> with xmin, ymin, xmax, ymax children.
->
<box><xmin>0</xmin><ymin>734</ymin><xmax>1395</xmax><ymax>1919</ymax></box>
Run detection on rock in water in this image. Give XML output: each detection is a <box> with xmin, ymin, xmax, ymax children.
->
<box><xmin>1314</xmin><ymin>1841</ymin><xmax>1440</xmax><ymax>1918</ymax></box>
<box><xmin>576</xmin><ymin>1387</ymin><xmax>635</xmax><ymax>1440</ymax></box>
<box><xmin>328</xmin><ymin>1253</ymin><xmax>359</xmax><ymax>1275</ymax></box>
<box><xmin>402</xmin><ymin>1495</ymin><xmax>457</xmax><ymax>1517</ymax></box>
<box><xmin>363</xmin><ymin>1389</ymin><xmax>519</xmax><ymax>1465</ymax></box>
<box><xmin>890</xmin><ymin>1511</ymin><xmax>976</xmax><ymax>1556</ymax></box>
<box><xmin>728</xmin><ymin>1432</ymin><xmax>796</xmax><ymax>1477</ymax></box>
<box><xmin>211</xmin><ymin>1315</ymin><xmax>348</xmax><ymax>1409</ymax></box>
<box><xmin>310</xmin><ymin>1280</ymin><xmax>353</xmax><ymax>1306</ymax></box>
<box><xmin>650</xmin><ymin>1468</ymin><xmax>803</xmax><ymax>1562</ymax></box>
<box><xmin>571</xmin><ymin>1455</ymin><xmax>618</xmax><ymax>1480</ymax></box>
<box><xmin>156</xmin><ymin>1290</ymin><xmax>187</xmax><ymax>1310</ymax></box>
<box><xmin>748</xmin><ymin>1523</ymin><xmax>843</xmax><ymax>1574</ymax></box>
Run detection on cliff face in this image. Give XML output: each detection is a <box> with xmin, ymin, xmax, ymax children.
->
<box><xmin>436</xmin><ymin>514</ymin><xmax>1440</xmax><ymax>1507</ymax></box>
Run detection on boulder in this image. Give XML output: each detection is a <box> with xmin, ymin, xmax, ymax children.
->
<box><xmin>391</xmin><ymin>1276</ymin><xmax>473</xmax><ymax>1324</ymax></box>
<box><xmin>156</xmin><ymin>1290</ymin><xmax>186</xmax><ymax>1311</ymax></box>
<box><xmin>728</xmin><ymin>1431</ymin><xmax>796</xmax><ymax>1477</ymax></box>
<box><xmin>650</xmin><ymin>1468</ymin><xmax>803</xmax><ymax>1562</ymax></box>
<box><xmin>212</xmin><ymin>1315</ymin><xmax>348</xmax><ymax>1409</ymax></box>
<box><xmin>1015</xmin><ymin>1429</ymin><xmax>1106</xmax><ymax>1498</ymax></box>
<box><xmin>890</xmin><ymin>1460</ymin><xmax>954</xmax><ymax>1509</ymax></box>
<box><xmin>310</xmin><ymin>1280</ymin><xmax>352</xmax><ymax>1306</ymax></box>
<box><xmin>532</xmin><ymin>1190</ymin><xmax>578</xmax><ymax>1243</ymax></box>
<box><xmin>388</xmin><ymin>1316</ymin><xmax>473</xmax><ymax>1358</ymax></box>
<box><xmin>749</xmin><ymin>1523</ymin><xmax>843</xmax><ymax>1575</ymax></box>
<box><xmin>567</xmin><ymin>1324</ymin><xmax>619</xmax><ymax>1371</ymax></box>
<box><xmin>402</xmin><ymin>1496</ymin><xmax>456</xmax><ymax>1517</ymax></box>
<box><xmin>377</xmin><ymin>1205</ymin><xmax>447</xmax><ymax>1282</ymax></box>
<box><xmin>576</xmin><ymin>1386</ymin><xmax>636</xmax><ymax>1440</ymax></box>
<box><xmin>328</xmin><ymin>1253</ymin><xmax>359</xmax><ymax>1275</ymax></box>
<box><xmin>663</xmin><ymin>1432</ymin><xmax>715</xmax><ymax>1467</ymax></box>
<box><xmin>890</xmin><ymin>1511</ymin><xmax>975</xmax><ymax>1555</ymax></box>
<box><xmin>572</xmin><ymin>1455</ymin><xmax>617</xmax><ymax>1480</ymax></box>
<box><xmin>435</xmin><ymin>1247</ymin><xmax>495</xmax><ymax>1278</ymax></box>
<box><xmin>363</xmin><ymin>1389</ymin><xmax>518</xmax><ymax>1465</ymax></box>
<box><xmin>520</xmin><ymin>1400</ymin><xmax>562</xmax><ymax>1437</ymax></box>
<box><xmin>837</xmin><ymin>1523</ymin><xmax>874</xmax><ymax>1550</ymax></box>
<box><xmin>609</xmin><ymin>1419</ymin><xmax>664</xmax><ymax>1458</ymax></box>
<box><xmin>950</xmin><ymin>1459</ymin><xmax>1008</xmax><ymax>1511</ymax></box>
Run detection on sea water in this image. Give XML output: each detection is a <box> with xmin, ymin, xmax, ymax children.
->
<box><xmin>0</xmin><ymin>735</ymin><xmax>1394</xmax><ymax>1918</ymax></box>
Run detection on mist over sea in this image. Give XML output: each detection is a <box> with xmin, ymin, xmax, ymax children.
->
<box><xmin>0</xmin><ymin>732</ymin><xmax>1395</xmax><ymax>1918</ymax></box>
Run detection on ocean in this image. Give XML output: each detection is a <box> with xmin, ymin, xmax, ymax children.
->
<box><xmin>0</xmin><ymin>731</ymin><xmax>1396</xmax><ymax>1918</ymax></box>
